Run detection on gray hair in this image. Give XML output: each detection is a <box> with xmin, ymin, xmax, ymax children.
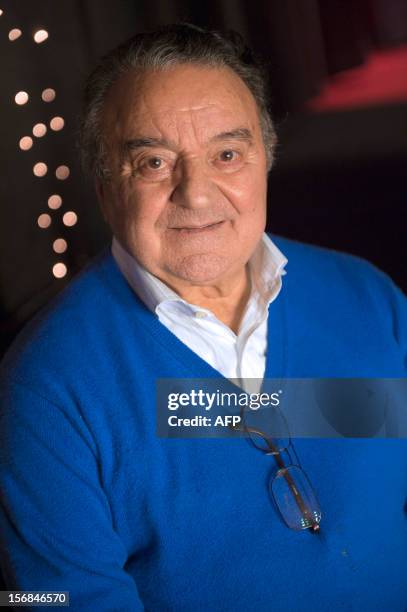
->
<box><xmin>79</xmin><ymin>23</ymin><xmax>276</xmax><ymax>180</ymax></box>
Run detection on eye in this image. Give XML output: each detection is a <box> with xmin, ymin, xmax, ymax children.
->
<box><xmin>219</xmin><ymin>150</ymin><xmax>237</xmax><ymax>162</ymax></box>
<box><xmin>147</xmin><ymin>157</ymin><xmax>163</xmax><ymax>169</ymax></box>
<box><xmin>213</xmin><ymin>148</ymin><xmax>244</xmax><ymax>172</ymax></box>
<box><xmin>134</xmin><ymin>154</ymin><xmax>172</xmax><ymax>180</ymax></box>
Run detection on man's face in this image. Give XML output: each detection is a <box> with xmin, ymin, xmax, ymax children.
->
<box><xmin>98</xmin><ymin>64</ymin><xmax>268</xmax><ymax>288</ymax></box>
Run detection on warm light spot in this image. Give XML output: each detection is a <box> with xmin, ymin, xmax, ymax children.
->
<box><xmin>34</xmin><ymin>29</ymin><xmax>48</xmax><ymax>43</ymax></box>
<box><xmin>37</xmin><ymin>213</ymin><xmax>51</xmax><ymax>228</ymax></box>
<box><xmin>15</xmin><ymin>91</ymin><xmax>28</xmax><ymax>105</ymax></box>
<box><xmin>48</xmin><ymin>194</ymin><xmax>62</xmax><ymax>209</ymax></box>
<box><xmin>50</xmin><ymin>116</ymin><xmax>64</xmax><ymax>131</ymax></box>
<box><xmin>0</xmin><ymin>10</ymin><xmax>3</xmax><ymax>16</ymax></box>
<box><xmin>33</xmin><ymin>162</ymin><xmax>47</xmax><ymax>177</ymax></box>
<box><xmin>53</xmin><ymin>263</ymin><xmax>67</xmax><ymax>278</ymax></box>
<box><xmin>53</xmin><ymin>238</ymin><xmax>67</xmax><ymax>254</ymax></box>
<box><xmin>56</xmin><ymin>165</ymin><xmax>70</xmax><ymax>180</ymax></box>
<box><xmin>33</xmin><ymin>123</ymin><xmax>47</xmax><ymax>137</ymax></box>
<box><xmin>8</xmin><ymin>29</ymin><xmax>22</xmax><ymax>41</ymax></box>
<box><xmin>41</xmin><ymin>88</ymin><xmax>55</xmax><ymax>102</ymax></box>
<box><xmin>19</xmin><ymin>136</ymin><xmax>33</xmax><ymax>151</ymax></box>
<box><xmin>62</xmin><ymin>211</ymin><xmax>77</xmax><ymax>227</ymax></box>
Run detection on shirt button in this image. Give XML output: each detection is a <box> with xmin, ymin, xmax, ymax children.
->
<box><xmin>195</xmin><ymin>311</ymin><xmax>208</xmax><ymax>319</ymax></box>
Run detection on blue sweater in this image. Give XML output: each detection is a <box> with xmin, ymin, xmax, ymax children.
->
<box><xmin>0</xmin><ymin>236</ymin><xmax>406</xmax><ymax>611</ymax></box>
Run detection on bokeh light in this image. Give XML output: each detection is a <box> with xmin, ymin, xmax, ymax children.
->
<box><xmin>33</xmin><ymin>162</ymin><xmax>47</xmax><ymax>177</ymax></box>
<box><xmin>62</xmin><ymin>211</ymin><xmax>77</xmax><ymax>227</ymax></box>
<box><xmin>15</xmin><ymin>91</ymin><xmax>28</xmax><ymax>105</ymax></box>
<box><xmin>19</xmin><ymin>136</ymin><xmax>33</xmax><ymax>151</ymax></box>
<box><xmin>50</xmin><ymin>116</ymin><xmax>64</xmax><ymax>131</ymax></box>
<box><xmin>33</xmin><ymin>123</ymin><xmax>47</xmax><ymax>137</ymax></box>
<box><xmin>53</xmin><ymin>263</ymin><xmax>67</xmax><ymax>278</ymax></box>
<box><xmin>41</xmin><ymin>88</ymin><xmax>55</xmax><ymax>102</ymax></box>
<box><xmin>53</xmin><ymin>238</ymin><xmax>67</xmax><ymax>254</ymax></box>
<box><xmin>8</xmin><ymin>29</ymin><xmax>22</xmax><ymax>41</ymax></box>
<box><xmin>56</xmin><ymin>165</ymin><xmax>70</xmax><ymax>180</ymax></box>
<box><xmin>48</xmin><ymin>194</ymin><xmax>62</xmax><ymax>209</ymax></box>
<box><xmin>34</xmin><ymin>29</ymin><xmax>48</xmax><ymax>43</ymax></box>
<box><xmin>37</xmin><ymin>213</ymin><xmax>51</xmax><ymax>228</ymax></box>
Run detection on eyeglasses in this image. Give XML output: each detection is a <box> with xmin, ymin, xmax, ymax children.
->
<box><xmin>232</xmin><ymin>405</ymin><xmax>322</xmax><ymax>533</ymax></box>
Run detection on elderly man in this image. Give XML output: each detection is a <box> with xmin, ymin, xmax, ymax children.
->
<box><xmin>1</xmin><ymin>23</ymin><xmax>407</xmax><ymax>611</ymax></box>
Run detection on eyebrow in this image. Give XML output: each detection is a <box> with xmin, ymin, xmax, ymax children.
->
<box><xmin>124</xmin><ymin>128</ymin><xmax>254</xmax><ymax>152</ymax></box>
<box><xmin>125</xmin><ymin>137</ymin><xmax>171</xmax><ymax>150</ymax></box>
<box><xmin>210</xmin><ymin>128</ymin><xmax>253</xmax><ymax>143</ymax></box>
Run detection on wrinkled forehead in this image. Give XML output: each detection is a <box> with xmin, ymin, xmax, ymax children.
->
<box><xmin>101</xmin><ymin>64</ymin><xmax>263</xmax><ymax>146</ymax></box>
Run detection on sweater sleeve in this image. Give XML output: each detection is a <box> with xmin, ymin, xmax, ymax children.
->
<box><xmin>336</xmin><ymin>250</ymin><xmax>407</xmax><ymax>374</ymax></box>
<box><xmin>0</xmin><ymin>380</ymin><xmax>144</xmax><ymax>611</ymax></box>
<box><xmin>389</xmin><ymin>281</ymin><xmax>407</xmax><ymax>372</ymax></box>
<box><xmin>370</xmin><ymin>265</ymin><xmax>407</xmax><ymax>373</ymax></box>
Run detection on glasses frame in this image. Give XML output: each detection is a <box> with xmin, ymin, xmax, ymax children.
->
<box><xmin>232</xmin><ymin>413</ymin><xmax>322</xmax><ymax>533</ymax></box>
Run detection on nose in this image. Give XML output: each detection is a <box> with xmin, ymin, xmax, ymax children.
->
<box><xmin>170</xmin><ymin>158</ymin><xmax>216</xmax><ymax>210</ymax></box>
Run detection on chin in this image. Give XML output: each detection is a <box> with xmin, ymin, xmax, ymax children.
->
<box><xmin>167</xmin><ymin>253</ymin><xmax>233</xmax><ymax>284</ymax></box>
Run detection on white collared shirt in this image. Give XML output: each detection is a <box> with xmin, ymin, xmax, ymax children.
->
<box><xmin>111</xmin><ymin>234</ymin><xmax>287</xmax><ymax>392</ymax></box>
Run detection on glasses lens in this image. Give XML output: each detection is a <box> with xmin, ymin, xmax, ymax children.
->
<box><xmin>270</xmin><ymin>465</ymin><xmax>321</xmax><ymax>531</ymax></box>
<box><xmin>244</xmin><ymin>406</ymin><xmax>290</xmax><ymax>453</ymax></box>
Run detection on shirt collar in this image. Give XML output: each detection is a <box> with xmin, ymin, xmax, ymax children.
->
<box><xmin>111</xmin><ymin>233</ymin><xmax>288</xmax><ymax>315</ymax></box>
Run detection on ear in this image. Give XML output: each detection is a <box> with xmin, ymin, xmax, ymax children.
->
<box><xmin>95</xmin><ymin>177</ymin><xmax>104</xmax><ymax>204</ymax></box>
<box><xmin>94</xmin><ymin>178</ymin><xmax>110</xmax><ymax>224</ymax></box>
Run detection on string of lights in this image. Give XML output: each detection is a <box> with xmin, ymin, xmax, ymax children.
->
<box><xmin>2</xmin><ymin>8</ymin><xmax>78</xmax><ymax>280</ymax></box>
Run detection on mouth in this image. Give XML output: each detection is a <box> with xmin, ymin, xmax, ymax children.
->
<box><xmin>170</xmin><ymin>220</ymin><xmax>225</xmax><ymax>234</ymax></box>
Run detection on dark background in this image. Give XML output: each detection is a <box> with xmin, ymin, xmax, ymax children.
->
<box><xmin>1</xmin><ymin>0</ymin><xmax>407</xmax><ymax>356</ymax></box>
